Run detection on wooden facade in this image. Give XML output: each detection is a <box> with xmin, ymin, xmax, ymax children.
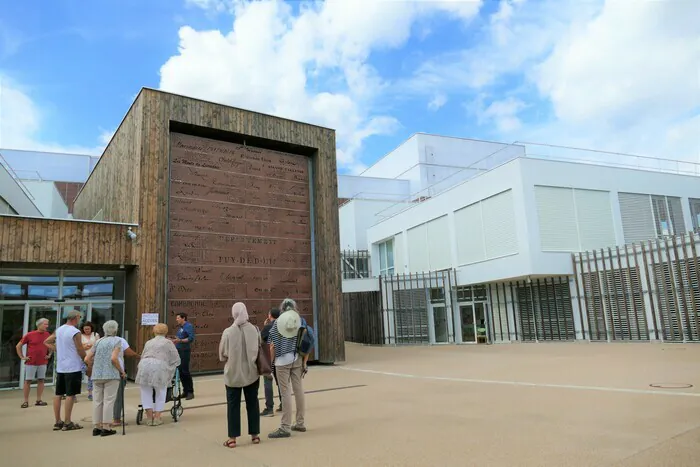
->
<box><xmin>73</xmin><ymin>88</ymin><xmax>344</xmax><ymax>365</ymax></box>
<box><xmin>0</xmin><ymin>216</ymin><xmax>134</xmax><ymax>266</ymax></box>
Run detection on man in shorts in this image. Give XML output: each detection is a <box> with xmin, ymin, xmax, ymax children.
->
<box><xmin>16</xmin><ymin>318</ymin><xmax>51</xmax><ymax>408</ymax></box>
<box><xmin>44</xmin><ymin>310</ymin><xmax>87</xmax><ymax>431</ymax></box>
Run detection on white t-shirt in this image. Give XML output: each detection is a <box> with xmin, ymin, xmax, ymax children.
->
<box><xmin>115</xmin><ymin>337</ymin><xmax>130</xmax><ymax>371</ymax></box>
<box><xmin>56</xmin><ymin>324</ymin><xmax>83</xmax><ymax>373</ymax></box>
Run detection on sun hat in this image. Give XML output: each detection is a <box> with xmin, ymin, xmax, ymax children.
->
<box><xmin>276</xmin><ymin>309</ymin><xmax>301</xmax><ymax>338</ymax></box>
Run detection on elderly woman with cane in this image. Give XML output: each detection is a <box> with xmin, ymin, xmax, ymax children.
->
<box><xmin>219</xmin><ymin>302</ymin><xmax>262</xmax><ymax>448</ymax></box>
<box><xmin>85</xmin><ymin>320</ymin><xmax>125</xmax><ymax>437</ymax></box>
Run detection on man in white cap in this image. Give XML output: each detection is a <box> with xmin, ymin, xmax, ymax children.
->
<box><xmin>267</xmin><ymin>298</ymin><xmax>307</xmax><ymax>438</ymax></box>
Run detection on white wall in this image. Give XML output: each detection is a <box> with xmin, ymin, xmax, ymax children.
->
<box><xmin>21</xmin><ymin>181</ymin><xmax>69</xmax><ymax>218</ymax></box>
<box><xmin>416</xmin><ymin>134</ymin><xmax>525</xmax><ymax>198</ymax></box>
<box><xmin>367</xmin><ymin>158</ymin><xmax>530</xmax><ymax>284</ymax></box>
<box><xmin>519</xmin><ymin>158</ymin><xmax>700</xmax><ymax>277</ymax></box>
<box><xmin>365</xmin><ymin>156</ymin><xmax>700</xmax><ymax>286</ymax></box>
<box><xmin>340</xmin><ymin>199</ymin><xmax>409</xmax><ymax>250</ymax></box>
<box><xmin>361</xmin><ymin>136</ymin><xmax>420</xmax><ymax>180</ymax></box>
<box><xmin>337</xmin><ymin>174</ymin><xmax>410</xmax><ymax>201</ymax></box>
<box><xmin>0</xmin><ymin>164</ymin><xmax>43</xmax><ymax>216</ymax></box>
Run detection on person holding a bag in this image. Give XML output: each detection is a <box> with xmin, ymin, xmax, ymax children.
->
<box><xmin>218</xmin><ymin>302</ymin><xmax>263</xmax><ymax>448</ymax></box>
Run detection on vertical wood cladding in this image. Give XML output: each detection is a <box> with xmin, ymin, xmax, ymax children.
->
<box><xmin>0</xmin><ymin>216</ymin><xmax>133</xmax><ymax>265</ymax></box>
<box><xmin>73</xmin><ymin>97</ymin><xmax>142</xmax><ymax>223</ymax></box>
<box><xmin>122</xmin><ymin>89</ymin><xmax>344</xmax><ymax>364</ymax></box>
<box><xmin>167</xmin><ymin>133</ymin><xmax>314</xmax><ymax>372</ymax></box>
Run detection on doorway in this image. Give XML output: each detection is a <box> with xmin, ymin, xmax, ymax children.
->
<box><xmin>432</xmin><ymin>305</ymin><xmax>449</xmax><ymax>343</ymax></box>
<box><xmin>459</xmin><ymin>302</ymin><xmax>489</xmax><ymax>344</ymax></box>
<box><xmin>0</xmin><ymin>301</ymin><xmax>123</xmax><ymax>390</ymax></box>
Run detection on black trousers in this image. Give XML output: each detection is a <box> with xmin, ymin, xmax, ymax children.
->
<box><xmin>264</xmin><ymin>366</ymin><xmax>282</xmax><ymax>409</ymax></box>
<box><xmin>226</xmin><ymin>379</ymin><xmax>260</xmax><ymax>438</ymax></box>
<box><xmin>177</xmin><ymin>349</ymin><xmax>194</xmax><ymax>394</ymax></box>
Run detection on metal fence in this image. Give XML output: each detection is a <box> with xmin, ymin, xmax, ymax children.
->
<box><xmin>341</xmin><ymin>250</ymin><xmax>371</xmax><ymax>279</ymax></box>
<box><xmin>379</xmin><ymin>269</ymin><xmax>458</xmax><ymax>345</ymax></box>
<box><xmin>572</xmin><ymin>232</ymin><xmax>700</xmax><ymax>342</ymax></box>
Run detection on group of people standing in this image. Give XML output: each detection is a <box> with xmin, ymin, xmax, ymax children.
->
<box><xmin>15</xmin><ymin>297</ymin><xmax>310</xmax><ymax>446</ymax></box>
<box><xmin>219</xmin><ymin>298</ymin><xmax>309</xmax><ymax>448</ymax></box>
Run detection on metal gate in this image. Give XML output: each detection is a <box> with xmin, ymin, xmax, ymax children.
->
<box><xmin>379</xmin><ymin>269</ymin><xmax>457</xmax><ymax>345</ymax></box>
<box><xmin>572</xmin><ymin>233</ymin><xmax>700</xmax><ymax>342</ymax></box>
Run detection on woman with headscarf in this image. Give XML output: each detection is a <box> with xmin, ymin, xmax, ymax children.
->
<box><xmin>218</xmin><ymin>302</ymin><xmax>262</xmax><ymax>448</ymax></box>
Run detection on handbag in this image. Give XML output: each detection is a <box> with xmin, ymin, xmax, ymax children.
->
<box><xmin>256</xmin><ymin>331</ymin><xmax>272</xmax><ymax>377</ymax></box>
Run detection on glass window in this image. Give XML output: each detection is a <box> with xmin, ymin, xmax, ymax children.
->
<box><xmin>0</xmin><ymin>274</ymin><xmax>60</xmax><ymax>300</ymax></box>
<box><xmin>386</xmin><ymin>241</ymin><xmax>394</xmax><ymax>269</ymax></box>
<box><xmin>62</xmin><ymin>272</ymin><xmax>125</xmax><ymax>301</ymax></box>
<box><xmin>377</xmin><ymin>239</ymin><xmax>395</xmax><ymax>276</ymax></box>
<box><xmin>429</xmin><ymin>287</ymin><xmax>445</xmax><ymax>303</ymax></box>
<box><xmin>690</xmin><ymin>198</ymin><xmax>700</xmax><ymax>231</ymax></box>
<box><xmin>378</xmin><ymin>243</ymin><xmax>387</xmax><ymax>272</ymax></box>
<box><xmin>90</xmin><ymin>303</ymin><xmax>125</xmax><ymax>337</ymax></box>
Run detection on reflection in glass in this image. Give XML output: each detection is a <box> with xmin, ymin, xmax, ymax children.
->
<box><xmin>460</xmin><ymin>305</ymin><xmax>476</xmax><ymax>343</ymax></box>
<box><xmin>61</xmin><ymin>305</ymin><xmax>88</xmax><ymax>327</ymax></box>
<box><xmin>62</xmin><ymin>273</ymin><xmax>125</xmax><ymax>300</ymax></box>
<box><xmin>91</xmin><ymin>304</ymin><xmax>125</xmax><ymax>337</ymax></box>
<box><xmin>433</xmin><ymin>306</ymin><xmax>448</xmax><ymax>343</ymax></box>
<box><xmin>0</xmin><ymin>305</ymin><xmax>25</xmax><ymax>389</ymax></box>
<box><xmin>0</xmin><ymin>275</ymin><xmax>60</xmax><ymax>300</ymax></box>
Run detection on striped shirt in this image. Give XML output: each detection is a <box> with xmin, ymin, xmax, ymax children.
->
<box><xmin>267</xmin><ymin>320</ymin><xmax>297</xmax><ymax>366</ymax></box>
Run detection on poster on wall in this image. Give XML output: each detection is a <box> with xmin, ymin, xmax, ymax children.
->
<box><xmin>141</xmin><ymin>313</ymin><xmax>159</xmax><ymax>326</ymax></box>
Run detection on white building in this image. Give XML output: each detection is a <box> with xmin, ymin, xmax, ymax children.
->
<box><xmin>340</xmin><ymin>133</ymin><xmax>700</xmax><ymax>346</ymax></box>
<box><xmin>0</xmin><ymin>149</ymin><xmax>98</xmax><ymax>218</ymax></box>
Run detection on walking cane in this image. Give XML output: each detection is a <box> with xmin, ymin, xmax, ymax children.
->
<box><xmin>121</xmin><ymin>376</ymin><xmax>126</xmax><ymax>436</ymax></box>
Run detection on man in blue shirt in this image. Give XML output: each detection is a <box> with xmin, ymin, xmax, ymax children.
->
<box><xmin>172</xmin><ymin>313</ymin><xmax>195</xmax><ymax>400</ymax></box>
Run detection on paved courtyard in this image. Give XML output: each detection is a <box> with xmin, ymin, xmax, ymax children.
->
<box><xmin>2</xmin><ymin>342</ymin><xmax>700</xmax><ymax>466</ymax></box>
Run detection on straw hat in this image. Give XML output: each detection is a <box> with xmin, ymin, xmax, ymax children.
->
<box><xmin>276</xmin><ymin>309</ymin><xmax>301</xmax><ymax>338</ymax></box>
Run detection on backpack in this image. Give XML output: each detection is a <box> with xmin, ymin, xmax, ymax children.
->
<box><xmin>296</xmin><ymin>318</ymin><xmax>316</xmax><ymax>358</ymax></box>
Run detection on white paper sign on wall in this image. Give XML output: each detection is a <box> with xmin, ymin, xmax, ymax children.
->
<box><xmin>141</xmin><ymin>313</ymin><xmax>159</xmax><ymax>326</ymax></box>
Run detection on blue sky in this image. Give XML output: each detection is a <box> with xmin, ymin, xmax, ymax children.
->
<box><xmin>0</xmin><ymin>0</ymin><xmax>697</xmax><ymax>175</ymax></box>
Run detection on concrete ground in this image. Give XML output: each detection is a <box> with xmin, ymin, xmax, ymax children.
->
<box><xmin>2</xmin><ymin>342</ymin><xmax>700</xmax><ymax>466</ymax></box>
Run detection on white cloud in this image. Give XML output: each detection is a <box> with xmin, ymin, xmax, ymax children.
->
<box><xmin>160</xmin><ymin>0</ymin><xmax>483</xmax><ymax>171</ymax></box>
<box><xmin>474</xmin><ymin>96</ymin><xmax>526</xmax><ymax>133</ymax></box>
<box><xmin>406</xmin><ymin>0</ymin><xmax>700</xmax><ymax>164</ymax></box>
<box><xmin>0</xmin><ymin>74</ymin><xmax>108</xmax><ymax>156</ymax></box>
<box><xmin>428</xmin><ymin>93</ymin><xmax>447</xmax><ymax>111</ymax></box>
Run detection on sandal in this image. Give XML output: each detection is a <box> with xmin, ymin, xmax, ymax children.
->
<box><xmin>35</xmin><ymin>401</ymin><xmax>47</xmax><ymax>406</ymax></box>
<box><xmin>21</xmin><ymin>402</ymin><xmax>29</xmax><ymax>409</ymax></box>
<box><xmin>62</xmin><ymin>422</ymin><xmax>83</xmax><ymax>431</ymax></box>
<box><xmin>223</xmin><ymin>439</ymin><xmax>237</xmax><ymax>449</ymax></box>
<box><xmin>53</xmin><ymin>421</ymin><xmax>64</xmax><ymax>431</ymax></box>
<box><xmin>252</xmin><ymin>436</ymin><xmax>261</xmax><ymax>445</ymax></box>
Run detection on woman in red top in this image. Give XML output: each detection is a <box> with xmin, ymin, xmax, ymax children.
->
<box><xmin>16</xmin><ymin>318</ymin><xmax>51</xmax><ymax>408</ymax></box>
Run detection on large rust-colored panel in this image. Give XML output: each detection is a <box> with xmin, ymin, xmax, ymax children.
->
<box><xmin>167</xmin><ymin>132</ymin><xmax>313</xmax><ymax>373</ymax></box>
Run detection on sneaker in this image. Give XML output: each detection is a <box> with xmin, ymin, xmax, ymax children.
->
<box><xmin>260</xmin><ymin>408</ymin><xmax>274</xmax><ymax>417</ymax></box>
<box><xmin>88</xmin><ymin>395</ymin><xmax>93</xmax><ymax>401</ymax></box>
<box><xmin>291</xmin><ymin>425</ymin><xmax>307</xmax><ymax>432</ymax></box>
<box><xmin>268</xmin><ymin>428</ymin><xmax>291</xmax><ymax>439</ymax></box>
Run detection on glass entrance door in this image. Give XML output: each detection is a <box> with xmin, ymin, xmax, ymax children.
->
<box><xmin>460</xmin><ymin>303</ymin><xmax>489</xmax><ymax>344</ymax></box>
<box><xmin>0</xmin><ymin>304</ymin><xmax>25</xmax><ymax>389</ymax></box>
<box><xmin>460</xmin><ymin>305</ymin><xmax>476</xmax><ymax>343</ymax></box>
<box><xmin>474</xmin><ymin>302</ymin><xmax>487</xmax><ymax>344</ymax></box>
<box><xmin>432</xmin><ymin>305</ymin><xmax>449</xmax><ymax>343</ymax></box>
<box><xmin>25</xmin><ymin>305</ymin><xmax>60</xmax><ymax>386</ymax></box>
